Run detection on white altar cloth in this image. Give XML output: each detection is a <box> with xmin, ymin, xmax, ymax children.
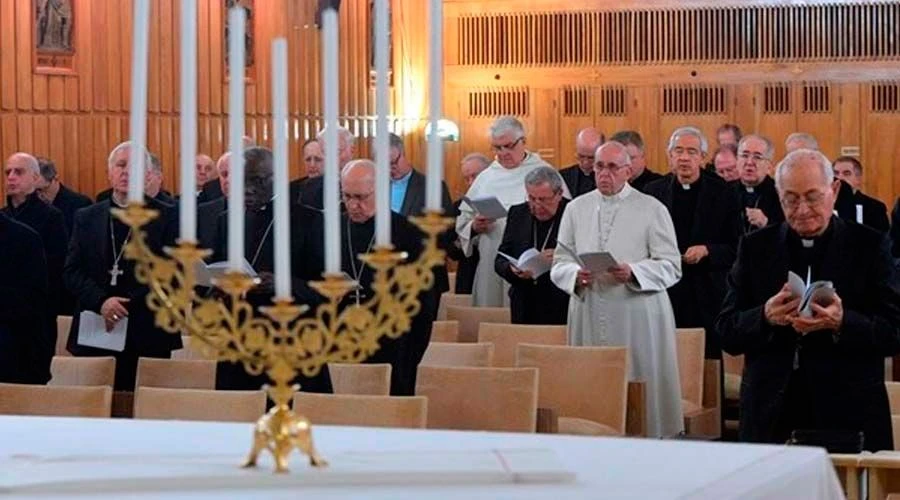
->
<box><xmin>0</xmin><ymin>416</ymin><xmax>843</xmax><ymax>499</ymax></box>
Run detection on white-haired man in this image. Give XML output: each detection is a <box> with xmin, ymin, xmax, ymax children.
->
<box><xmin>785</xmin><ymin>132</ymin><xmax>819</xmax><ymax>153</ymax></box>
<box><xmin>64</xmin><ymin>141</ymin><xmax>180</xmax><ymax>391</ymax></box>
<box><xmin>551</xmin><ymin>141</ymin><xmax>684</xmax><ymax>438</ymax></box>
<box><xmin>644</xmin><ymin>126</ymin><xmax>741</xmax><ymax>360</ymax></box>
<box><xmin>717</xmin><ymin>149</ymin><xmax>900</xmax><ymax>451</ymax></box>
<box><xmin>457</xmin><ymin>115</ymin><xmax>570</xmax><ymax>307</ymax></box>
<box><xmin>1</xmin><ymin>152</ymin><xmax>67</xmax><ymax>383</ymax></box>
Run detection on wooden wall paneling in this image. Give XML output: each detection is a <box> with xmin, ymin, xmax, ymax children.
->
<box><xmin>209</xmin><ymin>1</ymin><xmax>223</xmax><ymax>115</ymax></box>
<box><xmin>160</xmin><ymin>0</ymin><xmax>175</xmax><ymax>114</ymax></box>
<box><xmin>0</xmin><ymin>0</ymin><xmax>15</xmax><ymax>111</ymax></box>
<box><xmin>838</xmin><ymin>82</ymin><xmax>862</xmax><ymax>156</ymax></box>
<box><xmin>47</xmin><ymin>115</ymin><xmax>65</xmax><ymax>176</ymax></box>
<box><xmin>197</xmin><ymin>0</ymin><xmax>211</xmax><ymax>115</ymax></box>
<box><xmin>756</xmin><ymin>82</ymin><xmax>797</xmax><ymax>162</ymax></box>
<box><xmin>632</xmin><ymin>86</ymin><xmax>662</xmax><ymax>173</ymax></box>
<box><xmin>15</xmin><ymin>0</ymin><xmax>31</xmax><ymax>111</ymax></box>
<box><xmin>732</xmin><ymin>83</ymin><xmax>756</xmax><ymax>134</ymax></box>
<box><xmin>796</xmin><ymin>82</ymin><xmax>840</xmax><ymax>159</ymax></box>
<box><xmin>91</xmin><ymin>0</ymin><xmax>108</xmax><ymax>112</ymax></box>
<box><xmin>146</xmin><ymin>116</ymin><xmax>161</xmax><ymax>162</ymax></box>
<box><xmin>107</xmin><ymin>0</ymin><xmax>124</xmax><ymax>113</ymax></box>
<box><xmin>160</xmin><ymin>117</ymin><xmax>175</xmax><ymax>192</ymax></box>
<box><xmin>532</xmin><ymin>87</ymin><xmax>559</xmax><ymax>166</ymax></box>
<box><xmin>33</xmin><ymin>74</ymin><xmax>49</xmax><ymax>111</ymax></box>
<box><xmin>75</xmin><ymin>115</ymin><xmax>93</xmax><ymax>193</ymax></box>
<box><xmin>77</xmin><ymin>0</ymin><xmax>93</xmax><ymax>111</ymax></box>
<box><xmin>49</xmin><ymin>77</ymin><xmax>65</xmax><ymax>112</ymax></box>
<box><xmin>92</xmin><ymin>116</ymin><xmax>109</xmax><ymax>197</ymax></box>
<box><xmin>864</xmin><ymin>83</ymin><xmax>900</xmax><ymax>205</ymax></box>
<box><xmin>0</xmin><ymin>115</ymin><xmax>16</xmax><ymax>159</ymax></box>
<box><xmin>148</xmin><ymin>0</ymin><xmax>162</xmax><ymax>113</ymax></box>
<box><xmin>64</xmin><ymin>76</ymin><xmax>79</xmax><ymax>111</ymax></box>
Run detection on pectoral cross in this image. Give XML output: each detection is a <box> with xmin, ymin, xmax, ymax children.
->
<box><xmin>109</xmin><ymin>264</ymin><xmax>124</xmax><ymax>286</ymax></box>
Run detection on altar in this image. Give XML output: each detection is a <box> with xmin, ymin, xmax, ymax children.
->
<box><xmin>0</xmin><ymin>416</ymin><xmax>842</xmax><ymax>498</ymax></box>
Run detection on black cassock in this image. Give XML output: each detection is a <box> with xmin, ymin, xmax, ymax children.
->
<box><xmin>891</xmin><ymin>197</ymin><xmax>900</xmax><ymax>260</ymax></box>
<box><xmin>494</xmin><ymin>200</ymin><xmax>569</xmax><ymax>325</ymax></box>
<box><xmin>834</xmin><ymin>179</ymin><xmax>890</xmax><ymax>233</ymax></box>
<box><xmin>729</xmin><ymin>176</ymin><xmax>785</xmax><ymax>235</ymax></box>
<box><xmin>299</xmin><ymin>212</ymin><xmax>437</xmax><ymax>396</ymax></box>
<box><xmin>0</xmin><ymin>213</ymin><xmax>49</xmax><ymax>384</ymax></box>
<box><xmin>213</xmin><ymin>203</ymin><xmax>333</xmax><ymax>394</ymax></box>
<box><xmin>446</xmin><ymin>198</ymin><xmax>478</xmax><ymax>294</ymax></box>
<box><xmin>717</xmin><ymin>218</ymin><xmax>900</xmax><ymax>451</ymax></box>
<box><xmin>64</xmin><ymin>198</ymin><xmax>182</xmax><ymax>390</ymax></box>
<box><xmin>644</xmin><ymin>173</ymin><xmax>742</xmax><ymax>358</ymax></box>
<box><xmin>629</xmin><ymin>168</ymin><xmax>663</xmax><ymax>193</ymax></box>
<box><xmin>2</xmin><ymin>193</ymin><xmax>68</xmax><ymax>381</ymax></box>
<box><xmin>50</xmin><ymin>184</ymin><xmax>92</xmax><ymax>315</ymax></box>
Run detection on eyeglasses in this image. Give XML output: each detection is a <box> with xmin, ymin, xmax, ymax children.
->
<box><xmin>390</xmin><ymin>155</ymin><xmax>401</xmax><ymax>167</ymax></box>
<box><xmin>738</xmin><ymin>152</ymin><xmax>769</xmax><ymax>162</ymax></box>
<box><xmin>491</xmin><ymin>137</ymin><xmax>523</xmax><ymax>152</ymax></box>
<box><xmin>780</xmin><ymin>190</ymin><xmax>828</xmax><ymax>210</ymax></box>
<box><xmin>593</xmin><ymin>163</ymin><xmax>627</xmax><ymax>174</ymax></box>
<box><xmin>671</xmin><ymin>147</ymin><xmax>702</xmax><ymax>157</ymax></box>
<box><xmin>576</xmin><ymin>154</ymin><xmax>595</xmax><ymax>163</ymax></box>
<box><xmin>341</xmin><ymin>191</ymin><xmax>374</xmax><ymax>203</ymax></box>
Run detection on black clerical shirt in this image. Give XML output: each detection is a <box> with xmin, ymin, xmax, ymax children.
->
<box><xmin>672</xmin><ymin>181</ymin><xmax>701</xmax><ymax>253</ymax></box>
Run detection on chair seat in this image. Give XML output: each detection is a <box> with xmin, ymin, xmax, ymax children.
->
<box><xmin>558</xmin><ymin>417</ymin><xmax>621</xmax><ymax>436</ymax></box>
<box><xmin>724</xmin><ymin>374</ymin><xmax>742</xmax><ymax>400</ymax></box>
<box><xmin>682</xmin><ymin>399</ymin><xmax>703</xmax><ymax>418</ymax></box>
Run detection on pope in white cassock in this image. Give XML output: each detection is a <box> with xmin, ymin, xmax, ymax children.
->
<box><xmin>551</xmin><ymin>141</ymin><xmax>684</xmax><ymax>438</ymax></box>
<box><xmin>457</xmin><ymin>116</ymin><xmax>570</xmax><ymax>307</ymax></box>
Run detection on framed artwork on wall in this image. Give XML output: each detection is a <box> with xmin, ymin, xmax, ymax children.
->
<box><xmin>224</xmin><ymin>0</ymin><xmax>255</xmax><ymax>81</ymax></box>
<box><xmin>33</xmin><ymin>0</ymin><xmax>77</xmax><ymax>75</ymax></box>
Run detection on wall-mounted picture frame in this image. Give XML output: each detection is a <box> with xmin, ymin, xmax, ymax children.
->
<box><xmin>33</xmin><ymin>0</ymin><xmax>77</xmax><ymax>75</ymax></box>
<box><xmin>224</xmin><ymin>0</ymin><xmax>255</xmax><ymax>81</ymax></box>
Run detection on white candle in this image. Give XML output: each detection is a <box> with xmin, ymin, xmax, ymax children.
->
<box><xmin>322</xmin><ymin>8</ymin><xmax>341</xmax><ymax>274</ymax></box>
<box><xmin>272</xmin><ymin>38</ymin><xmax>291</xmax><ymax>299</ymax></box>
<box><xmin>179</xmin><ymin>0</ymin><xmax>198</xmax><ymax>241</ymax></box>
<box><xmin>127</xmin><ymin>0</ymin><xmax>151</xmax><ymax>203</ymax></box>
<box><xmin>425</xmin><ymin>0</ymin><xmax>443</xmax><ymax>210</ymax></box>
<box><xmin>227</xmin><ymin>7</ymin><xmax>246</xmax><ymax>271</ymax></box>
<box><xmin>373</xmin><ymin>0</ymin><xmax>390</xmax><ymax>245</ymax></box>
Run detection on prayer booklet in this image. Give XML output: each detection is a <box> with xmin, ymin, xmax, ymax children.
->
<box><xmin>462</xmin><ymin>195</ymin><xmax>508</xmax><ymax>219</ymax></box>
<box><xmin>77</xmin><ymin>311</ymin><xmax>127</xmax><ymax>352</ymax></box>
<box><xmin>787</xmin><ymin>270</ymin><xmax>836</xmax><ymax>318</ymax></box>
<box><xmin>194</xmin><ymin>258</ymin><xmax>258</xmax><ymax>288</ymax></box>
<box><xmin>557</xmin><ymin>241</ymin><xmax>619</xmax><ymax>274</ymax></box>
<box><xmin>497</xmin><ymin>248</ymin><xmax>551</xmax><ymax>278</ymax></box>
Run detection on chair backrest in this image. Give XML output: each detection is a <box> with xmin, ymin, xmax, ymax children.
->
<box><xmin>421</xmin><ymin>342</ymin><xmax>494</xmax><ymax>367</ymax></box>
<box><xmin>448</xmin><ymin>272</ymin><xmax>457</xmax><ymax>293</ymax></box>
<box><xmin>56</xmin><ymin>316</ymin><xmax>72</xmax><ymax>356</ymax></box>
<box><xmin>887</xmin><ymin>382</ymin><xmax>900</xmax><ymax>415</ymax></box>
<box><xmin>416</xmin><ymin>365</ymin><xmax>538</xmax><ymax>432</ymax></box>
<box><xmin>49</xmin><ymin>356</ymin><xmax>116</xmax><ymax>387</ymax></box>
<box><xmin>430</xmin><ymin>320</ymin><xmax>460</xmax><ymax>343</ymax></box>
<box><xmin>477</xmin><ymin>323</ymin><xmax>567</xmax><ymax>367</ymax></box>
<box><xmin>135</xmin><ymin>358</ymin><xmax>216</xmax><ymax>390</ymax></box>
<box><xmin>328</xmin><ymin>363</ymin><xmax>391</xmax><ymax>396</ymax></box>
<box><xmin>171</xmin><ymin>336</ymin><xmax>216</xmax><ymax>361</ymax></box>
<box><xmin>0</xmin><ymin>383</ymin><xmax>112</xmax><ymax>418</ymax></box>
<box><xmin>133</xmin><ymin>387</ymin><xmax>266</xmax><ymax>423</ymax></box>
<box><xmin>445</xmin><ymin>306</ymin><xmax>511</xmax><ymax>342</ymax></box>
<box><xmin>516</xmin><ymin>344</ymin><xmax>628</xmax><ymax>435</ymax></box>
<box><xmin>676</xmin><ymin>328</ymin><xmax>706</xmax><ymax>410</ymax></box>
<box><xmin>437</xmin><ymin>294</ymin><xmax>473</xmax><ymax>321</ymax></box>
<box><xmin>723</xmin><ymin>353</ymin><xmax>744</xmax><ymax>375</ymax></box>
<box><xmin>292</xmin><ymin>393</ymin><xmax>427</xmax><ymax>429</ymax></box>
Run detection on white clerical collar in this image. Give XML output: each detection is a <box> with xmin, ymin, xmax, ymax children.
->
<box><xmin>681</xmin><ymin>183</ymin><xmax>691</xmax><ymax>190</ymax></box>
<box><xmin>600</xmin><ymin>182</ymin><xmax>633</xmax><ymax>202</ymax></box>
<box><xmin>744</xmin><ymin>185</ymin><xmax>755</xmax><ymax>193</ymax></box>
<box><xmin>801</xmin><ymin>239</ymin><xmax>814</xmax><ymax>248</ymax></box>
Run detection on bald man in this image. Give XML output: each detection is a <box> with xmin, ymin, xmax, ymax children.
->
<box><xmin>2</xmin><ymin>152</ymin><xmax>67</xmax><ymax>383</ymax></box>
<box><xmin>559</xmin><ymin>127</ymin><xmax>604</xmax><ymax>197</ymax></box>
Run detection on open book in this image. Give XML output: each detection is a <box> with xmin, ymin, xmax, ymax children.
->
<box><xmin>497</xmin><ymin>248</ymin><xmax>551</xmax><ymax>278</ymax></box>
<box><xmin>462</xmin><ymin>195</ymin><xmax>507</xmax><ymax>219</ymax></box>
<box><xmin>557</xmin><ymin>241</ymin><xmax>619</xmax><ymax>274</ymax></box>
<box><xmin>788</xmin><ymin>270</ymin><xmax>836</xmax><ymax>318</ymax></box>
<box><xmin>194</xmin><ymin>259</ymin><xmax>259</xmax><ymax>288</ymax></box>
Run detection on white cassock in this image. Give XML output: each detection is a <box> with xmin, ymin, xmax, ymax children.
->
<box><xmin>551</xmin><ymin>183</ymin><xmax>684</xmax><ymax>438</ymax></box>
<box><xmin>456</xmin><ymin>152</ymin><xmax>569</xmax><ymax>307</ymax></box>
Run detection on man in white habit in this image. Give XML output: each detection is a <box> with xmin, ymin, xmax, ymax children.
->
<box><xmin>551</xmin><ymin>140</ymin><xmax>684</xmax><ymax>437</ymax></box>
<box><xmin>456</xmin><ymin>115</ymin><xmax>569</xmax><ymax>307</ymax></box>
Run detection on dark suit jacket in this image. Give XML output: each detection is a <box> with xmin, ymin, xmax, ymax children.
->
<box><xmin>197</xmin><ymin>179</ymin><xmax>224</xmax><ymax>204</ymax></box>
<box><xmin>52</xmin><ymin>184</ymin><xmax>92</xmax><ymax>236</ymax></box>
<box><xmin>630</xmin><ymin>168</ymin><xmax>664</xmax><ymax>193</ymax></box>
<box><xmin>494</xmin><ymin>201</ymin><xmax>569</xmax><ymax>325</ymax></box>
<box><xmin>197</xmin><ymin>197</ymin><xmax>227</xmax><ymax>254</ymax></box>
<box><xmin>558</xmin><ymin>165</ymin><xmax>595</xmax><ymax>198</ymax></box>
<box><xmin>891</xmin><ymin>198</ymin><xmax>900</xmax><ymax>259</ymax></box>
<box><xmin>854</xmin><ymin>191</ymin><xmax>890</xmax><ymax>233</ymax></box>
<box><xmin>716</xmin><ymin>219</ymin><xmax>900</xmax><ymax>450</ymax></box>
<box><xmin>644</xmin><ymin>174</ymin><xmax>742</xmax><ymax>357</ymax></box>
<box><xmin>63</xmin><ymin>198</ymin><xmax>182</xmax><ymax>357</ymax></box>
<box><xmin>296</xmin><ymin>175</ymin><xmax>325</xmax><ymax>210</ymax></box>
<box><xmin>446</xmin><ymin>198</ymin><xmax>477</xmax><ymax>294</ymax></box>
<box><xmin>0</xmin><ymin>214</ymin><xmax>49</xmax><ymax>384</ymax></box>
<box><xmin>731</xmin><ymin>176</ymin><xmax>785</xmax><ymax>234</ymax></box>
<box><xmin>97</xmin><ymin>188</ymin><xmax>174</xmax><ymax>206</ymax></box>
<box><xmin>289</xmin><ymin>177</ymin><xmax>310</xmax><ymax>205</ymax></box>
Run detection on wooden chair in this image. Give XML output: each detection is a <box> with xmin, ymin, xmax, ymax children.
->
<box><xmin>445</xmin><ymin>305</ymin><xmax>511</xmax><ymax>343</ymax></box>
<box><xmin>448</xmin><ymin>272</ymin><xmax>457</xmax><ymax>293</ymax></box>
<box><xmin>416</xmin><ymin>365</ymin><xmax>538</xmax><ymax>432</ymax></box>
<box><xmin>133</xmin><ymin>387</ymin><xmax>266</xmax><ymax>423</ymax></box>
<box><xmin>55</xmin><ymin>315</ymin><xmax>72</xmax><ymax>356</ymax></box>
<box><xmin>49</xmin><ymin>356</ymin><xmax>116</xmax><ymax>387</ymax></box>
<box><xmin>676</xmin><ymin>328</ymin><xmax>722</xmax><ymax>438</ymax></box>
<box><xmin>328</xmin><ymin>363</ymin><xmax>391</xmax><ymax>396</ymax></box>
<box><xmin>477</xmin><ymin>323</ymin><xmax>567</xmax><ymax>367</ymax></box>
<box><xmin>437</xmin><ymin>293</ymin><xmax>472</xmax><ymax>321</ymax></box>
<box><xmin>171</xmin><ymin>336</ymin><xmax>216</xmax><ymax>361</ymax></box>
<box><xmin>293</xmin><ymin>393</ymin><xmax>427</xmax><ymax>428</ymax></box>
<box><xmin>860</xmin><ymin>452</ymin><xmax>900</xmax><ymax>500</ymax></box>
<box><xmin>831</xmin><ymin>454</ymin><xmax>864</xmax><ymax>500</ymax></box>
<box><xmin>430</xmin><ymin>320</ymin><xmax>460</xmax><ymax>343</ymax></box>
<box><xmin>516</xmin><ymin>344</ymin><xmax>628</xmax><ymax>436</ymax></box>
<box><xmin>134</xmin><ymin>358</ymin><xmax>216</xmax><ymax>390</ymax></box>
<box><xmin>0</xmin><ymin>383</ymin><xmax>112</xmax><ymax>418</ymax></box>
<box><xmin>421</xmin><ymin>342</ymin><xmax>494</xmax><ymax>367</ymax></box>
<box><xmin>886</xmin><ymin>382</ymin><xmax>900</xmax><ymax>415</ymax></box>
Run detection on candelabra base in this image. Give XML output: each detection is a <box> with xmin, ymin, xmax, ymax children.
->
<box><xmin>243</xmin><ymin>401</ymin><xmax>328</xmax><ymax>473</ymax></box>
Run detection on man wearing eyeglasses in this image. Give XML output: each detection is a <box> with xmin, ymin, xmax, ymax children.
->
<box><xmin>456</xmin><ymin>116</ymin><xmax>569</xmax><ymax>307</ymax></box>
<box><xmin>551</xmin><ymin>141</ymin><xmax>684</xmax><ymax>438</ymax></box>
<box><xmin>644</xmin><ymin>126</ymin><xmax>742</xmax><ymax>361</ymax></box>
<box><xmin>558</xmin><ymin>127</ymin><xmax>603</xmax><ymax>198</ymax></box>
<box><xmin>717</xmin><ymin>149</ymin><xmax>900</xmax><ymax>451</ymax></box>
<box><xmin>731</xmin><ymin>134</ymin><xmax>784</xmax><ymax>234</ymax></box>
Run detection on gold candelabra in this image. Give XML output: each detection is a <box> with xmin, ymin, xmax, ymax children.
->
<box><xmin>113</xmin><ymin>203</ymin><xmax>452</xmax><ymax>473</ymax></box>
